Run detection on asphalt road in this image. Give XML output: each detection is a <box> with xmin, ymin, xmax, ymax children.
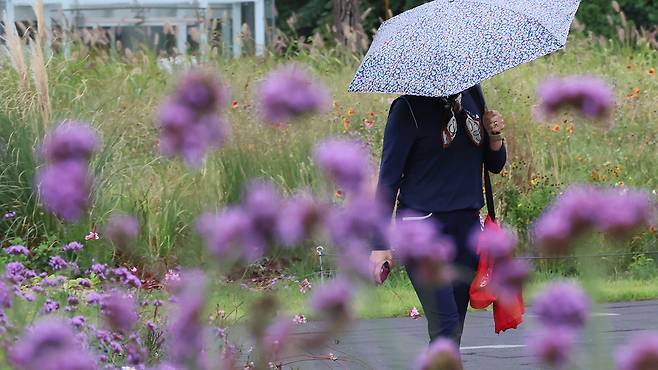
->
<box><xmin>273</xmin><ymin>300</ymin><xmax>658</xmax><ymax>370</ymax></box>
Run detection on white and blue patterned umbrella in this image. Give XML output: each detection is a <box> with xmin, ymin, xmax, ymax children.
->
<box><xmin>349</xmin><ymin>0</ymin><xmax>581</xmax><ymax>97</ymax></box>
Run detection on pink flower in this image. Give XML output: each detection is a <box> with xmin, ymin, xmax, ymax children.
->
<box><xmin>414</xmin><ymin>337</ymin><xmax>462</xmax><ymax>370</ymax></box>
<box><xmin>84</xmin><ymin>231</ymin><xmax>99</xmax><ymax>241</ymax></box>
<box><xmin>409</xmin><ymin>307</ymin><xmax>421</xmax><ymax>320</ymax></box>
<box><xmin>529</xmin><ymin>327</ymin><xmax>576</xmax><ymax>369</ymax></box>
<box><xmin>536</xmin><ymin>75</ymin><xmax>615</xmax><ymax>121</ymax></box>
<box><xmin>490</xmin><ymin>259</ymin><xmax>530</xmax><ymax>305</ymax></box>
<box><xmin>533</xmin><ymin>281</ymin><xmax>590</xmax><ymax>329</ymax></box>
<box><xmin>292</xmin><ymin>314</ymin><xmax>307</xmax><ymax>324</ymax></box>
<box><xmin>616</xmin><ymin>332</ymin><xmax>658</xmax><ymax>370</ymax></box>
<box><xmin>298</xmin><ymin>278</ymin><xmax>312</xmax><ymax>294</ymax></box>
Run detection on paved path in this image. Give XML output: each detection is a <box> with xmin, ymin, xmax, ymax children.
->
<box><xmin>273</xmin><ymin>300</ymin><xmax>658</xmax><ymax>370</ymax></box>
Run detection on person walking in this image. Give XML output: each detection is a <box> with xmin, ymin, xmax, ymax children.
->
<box><xmin>370</xmin><ymin>84</ymin><xmax>507</xmax><ymax>345</ymax></box>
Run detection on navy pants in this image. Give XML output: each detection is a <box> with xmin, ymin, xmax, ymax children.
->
<box><xmin>401</xmin><ymin>208</ymin><xmax>481</xmax><ymax>345</ymax></box>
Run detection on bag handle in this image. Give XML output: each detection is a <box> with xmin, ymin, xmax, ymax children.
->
<box><xmin>470</xmin><ymin>84</ymin><xmax>496</xmax><ymax>222</ymax></box>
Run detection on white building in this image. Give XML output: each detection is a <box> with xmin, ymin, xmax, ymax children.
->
<box><xmin>1</xmin><ymin>0</ymin><xmax>275</xmax><ymax>56</ymax></box>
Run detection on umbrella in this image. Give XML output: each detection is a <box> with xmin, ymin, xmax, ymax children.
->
<box><xmin>348</xmin><ymin>0</ymin><xmax>581</xmax><ymax>97</ymax></box>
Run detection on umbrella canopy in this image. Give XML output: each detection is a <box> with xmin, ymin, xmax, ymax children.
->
<box><xmin>348</xmin><ymin>0</ymin><xmax>581</xmax><ymax>97</ymax></box>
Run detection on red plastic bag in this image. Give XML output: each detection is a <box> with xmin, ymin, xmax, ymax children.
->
<box><xmin>469</xmin><ymin>215</ymin><xmax>498</xmax><ymax>309</ymax></box>
<box><xmin>469</xmin><ymin>215</ymin><xmax>525</xmax><ymax>333</ymax></box>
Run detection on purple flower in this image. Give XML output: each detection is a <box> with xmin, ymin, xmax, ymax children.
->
<box><xmin>616</xmin><ymin>332</ymin><xmax>658</xmax><ymax>370</ymax></box>
<box><xmin>167</xmin><ymin>269</ymin><xmax>207</xmax><ymax>366</ymax></box>
<box><xmin>89</xmin><ymin>263</ymin><xmax>107</xmax><ymax>279</ymax></box>
<box><xmin>40</xmin><ymin>276</ymin><xmax>66</xmax><ymax>287</ymax></box>
<box><xmin>536</xmin><ymin>75</ymin><xmax>615</xmax><ymax>121</ymax></box>
<box><xmin>197</xmin><ymin>207</ymin><xmax>265</xmax><ymax>263</ymax></box>
<box><xmin>100</xmin><ymin>291</ymin><xmax>138</xmax><ymax>332</ymax></box>
<box><xmin>70</xmin><ymin>316</ymin><xmax>86</xmax><ymax>329</ymax></box>
<box><xmin>61</xmin><ymin>241</ymin><xmax>84</xmax><ymax>252</ymax></box>
<box><xmin>78</xmin><ymin>278</ymin><xmax>92</xmax><ymax>288</ymax></box>
<box><xmin>4</xmin><ymin>210</ymin><xmax>17</xmax><ymax>219</ymax></box>
<box><xmin>5</xmin><ymin>261</ymin><xmax>32</xmax><ymax>284</ymax></box>
<box><xmin>0</xmin><ymin>281</ymin><xmax>12</xmax><ymax>308</ymax></box>
<box><xmin>48</xmin><ymin>256</ymin><xmax>68</xmax><ymax>271</ymax></box>
<box><xmin>42</xmin><ymin>298</ymin><xmax>60</xmax><ymax>313</ymax></box>
<box><xmin>175</xmin><ymin>71</ymin><xmax>229</xmax><ymax>112</ymax></box>
<box><xmin>40</xmin><ymin>122</ymin><xmax>99</xmax><ymax>164</ymax></box>
<box><xmin>533</xmin><ymin>281</ymin><xmax>590</xmax><ymax>329</ymax></box>
<box><xmin>5</xmin><ymin>245</ymin><xmax>29</xmax><ymax>256</ymax></box>
<box><xmin>156</xmin><ymin>100</ymin><xmax>229</xmax><ymax>167</ymax></box>
<box><xmin>10</xmin><ymin>317</ymin><xmax>96</xmax><ymax>370</ymax></box>
<box><xmin>414</xmin><ymin>337</ymin><xmax>462</xmax><ymax>370</ymax></box>
<box><xmin>276</xmin><ymin>192</ymin><xmax>324</xmax><ymax>246</ymax></box>
<box><xmin>326</xmin><ymin>193</ymin><xmax>388</xmax><ymax>248</ymax></box>
<box><xmin>310</xmin><ymin>278</ymin><xmax>353</xmax><ymax>322</ymax></box>
<box><xmin>243</xmin><ymin>180</ymin><xmax>282</xmax><ymax>239</ymax></box>
<box><xmin>67</xmin><ymin>295</ymin><xmax>79</xmax><ymax>306</ymax></box>
<box><xmin>263</xmin><ymin>317</ymin><xmax>295</xmax><ymax>359</ymax></box>
<box><xmin>36</xmin><ymin>160</ymin><xmax>91</xmax><ymax>222</ymax></box>
<box><xmin>110</xmin><ymin>267</ymin><xmax>142</xmax><ymax>288</ymax></box>
<box><xmin>86</xmin><ymin>292</ymin><xmax>101</xmax><ymax>305</ymax></box>
<box><xmin>529</xmin><ymin>327</ymin><xmax>576</xmax><ymax>369</ymax></box>
<box><xmin>533</xmin><ymin>185</ymin><xmax>656</xmax><ymax>255</ymax></box>
<box><xmin>490</xmin><ymin>259</ymin><xmax>530</xmax><ymax>305</ymax></box>
<box><xmin>470</xmin><ymin>225</ymin><xmax>517</xmax><ymax>261</ymax></box>
<box><xmin>389</xmin><ymin>213</ymin><xmax>455</xmax><ymax>284</ymax></box>
<box><xmin>314</xmin><ymin>138</ymin><xmax>371</xmax><ymax>193</ymax></box>
<box><xmin>104</xmin><ymin>213</ymin><xmax>139</xmax><ymax>249</ymax></box>
<box><xmin>146</xmin><ymin>320</ymin><xmax>158</xmax><ymax>332</ymax></box>
<box><xmin>256</xmin><ymin>63</ymin><xmax>331</xmax><ymax>124</ymax></box>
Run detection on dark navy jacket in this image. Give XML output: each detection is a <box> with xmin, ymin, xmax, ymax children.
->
<box><xmin>376</xmin><ymin>86</ymin><xmax>506</xmax><ymax>220</ymax></box>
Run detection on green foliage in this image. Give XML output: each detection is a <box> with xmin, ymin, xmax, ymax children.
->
<box><xmin>576</xmin><ymin>0</ymin><xmax>658</xmax><ymax>37</ymax></box>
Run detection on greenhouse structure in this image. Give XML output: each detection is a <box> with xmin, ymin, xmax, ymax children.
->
<box><xmin>1</xmin><ymin>0</ymin><xmax>275</xmax><ymax>56</ymax></box>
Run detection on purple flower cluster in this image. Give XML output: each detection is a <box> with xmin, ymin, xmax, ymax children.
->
<box><xmin>156</xmin><ymin>71</ymin><xmax>230</xmax><ymax>167</ymax></box>
<box><xmin>471</xmin><ymin>225</ymin><xmax>517</xmax><ymax>261</ymax></box>
<box><xmin>529</xmin><ymin>327</ymin><xmax>576</xmax><ymax>369</ymax></box>
<box><xmin>167</xmin><ymin>269</ymin><xmax>207</xmax><ymax>367</ymax></box>
<box><xmin>103</xmin><ymin>213</ymin><xmax>139</xmax><ymax>249</ymax></box>
<box><xmin>256</xmin><ymin>63</ymin><xmax>331</xmax><ymax>124</ymax></box>
<box><xmin>48</xmin><ymin>256</ymin><xmax>68</xmax><ymax>271</ymax></box>
<box><xmin>0</xmin><ymin>281</ymin><xmax>12</xmax><ymax>309</ymax></box>
<box><xmin>314</xmin><ymin>138</ymin><xmax>371</xmax><ymax>193</ymax></box>
<box><xmin>414</xmin><ymin>337</ymin><xmax>462</xmax><ymax>370</ymax></box>
<box><xmin>100</xmin><ymin>290</ymin><xmax>138</xmax><ymax>332</ymax></box>
<box><xmin>490</xmin><ymin>259</ymin><xmax>530</xmax><ymax>305</ymax></box>
<box><xmin>310</xmin><ymin>278</ymin><xmax>353</xmax><ymax>322</ymax></box>
<box><xmin>529</xmin><ymin>281</ymin><xmax>590</xmax><ymax>368</ymax></box>
<box><xmin>4</xmin><ymin>262</ymin><xmax>36</xmax><ymax>284</ymax></box>
<box><xmin>535</xmin><ymin>75</ymin><xmax>615</xmax><ymax>121</ymax></box>
<box><xmin>616</xmin><ymin>332</ymin><xmax>658</xmax><ymax>370</ymax></box>
<box><xmin>36</xmin><ymin>122</ymin><xmax>98</xmax><ymax>223</ymax></box>
<box><xmin>533</xmin><ymin>185</ymin><xmax>655</xmax><ymax>255</ymax></box>
<box><xmin>5</xmin><ymin>245</ymin><xmax>29</xmax><ymax>256</ymax></box>
<box><xmin>61</xmin><ymin>241</ymin><xmax>84</xmax><ymax>252</ymax></box>
<box><xmin>389</xmin><ymin>214</ymin><xmax>455</xmax><ymax>284</ymax></box>
<box><xmin>10</xmin><ymin>317</ymin><xmax>96</xmax><ymax>370</ymax></box>
<box><xmin>534</xmin><ymin>281</ymin><xmax>590</xmax><ymax>328</ymax></box>
<box><xmin>276</xmin><ymin>191</ymin><xmax>325</xmax><ymax>246</ymax></box>
<box><xmin>4</xmin><ymin>210</ymin><xmax>17</xmax><ymax>219</ymax></box>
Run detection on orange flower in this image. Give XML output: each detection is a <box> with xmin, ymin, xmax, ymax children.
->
<box><xmin>335</xmin><ymin>190</ymin><xmax>343</xmax><ymax>198</ymax></box>
<box><xmin>566</xmin><ymin>123</ymin><xmax>574</xmax><ymax>136</ymax></box>
<box><xmin>347</xmin><ymin>107</ymin><xmax>356</xmax><ymax>116</ymax></box>
<box><xmin>231</xmin><ymin>100</ymin><xmax>239</xmax><ymax>109</ymax></box>
<box><xmin>649</xmin><ymin>68</ymin><xmax>656</xmax><ymax>76</ymax></box>
<box><xmin>368</xmin><ymin>111</ymin><xmax>377</xmax><ymax>117</ymax></box>
<box><xmin>500</xmin><ymin>170</ymin><xmax>509</xmax><ymax>178</ymax></box>
<box><xmin>616</xmin><ymin>181</ymin><xmax>625</xmax><ymax>187</ymax></box>
<box><xmin>591</xmin><ymin>169</ymin><xmax>600</xmax><ymax>181</ymax></box>
<box><xmin>342</xmin><ymin>117</ymin><xmax>351</xmax><ymax>130</ymax></box>
<box><xmin>627</xmin><ymin>87</ymin><xmax>641</xmax><ymax>98</ymax></box>
<box><xmin>550</xmin><ymin>123</ymin><xmax>561</xmax><ymax>133</ymax></box>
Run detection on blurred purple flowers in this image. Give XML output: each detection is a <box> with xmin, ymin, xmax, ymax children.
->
<box><xmin>167</xmin><ymin>269</ymin><xmax>207</xmax><ymax>367</ymax></box>
<box><xmin>156</xmin><ymin>70</ymin><xmax>230</xmax><ymax>167</ymax></box>
<box><xmin>533</xmin><ymin>281</ymin><xmax>590</xmax><ymax>328</ymax></box>
<box><xmin>533</xmin><ymin>185</ymin><xmax>655</xmax><ymax>255</ymax></box>
<box><xmin>414</xmin><ymin>337</ymin><xmax>462</xmax><ymax>370</ymax></box>
<box><xmin>100</xmin><ymin>291</ymin><xmax>138</xmax><ymax>332</ymax></box>
<box><xmin>536</xmin><ymin>75</ymin><xmax>615</xmax><ymax>121</ymax></box>
<box><xmin>276</xmin><ymin>191</ymin><xmax>325</xmax><ymax>247</ymax></box>
<box><xmin>529</xmin><ymin>327</ymin><xmax>576</xmax><ymax>369</ymax></box>
<box><xmin>616</xmin><ymin>332</ymin><xmax>658</xmax><ymax>370</ymax></box>
<box><xmin>40</xmin><ymin>122</ymin><xmax>99</xmax><ymax>164</ymax></box>
<box><xmin>5</xmin><ymin>245</ymin><xmax>29</xmax><ymax>256</ymax></box>
<box><xmin>389</xmin><ymin>214</ymin><xmax>455</xmax><ymax>284</ymax></box>
<box><xmin>10</xmin><ymin>317</ymin><xmax>96</xmax><ymax>370</ymax></box>
<box><xmin>310</xmin><ymin>278</ymin><xmax>353</xmax><ymax>323</ymax></box>
<box><xmin>314</xmin><ymin>138</ymin><xmax>371</xmax><ymax>193</ymax></box>
<box><xmin>256</xmin><ymin>63</ymin><xmax>331</xmax><ymax>124</ymax></box>
<box><xmin>104</xmin><ymin>213</ymin><xmax>139</xmax><ymax>249</ymax></box>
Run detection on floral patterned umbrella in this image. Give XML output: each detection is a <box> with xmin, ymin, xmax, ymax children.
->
<box><xmin>349</xmin><ymin>0</ymin><xmax>581</xmax><ymax>97</ymax></box>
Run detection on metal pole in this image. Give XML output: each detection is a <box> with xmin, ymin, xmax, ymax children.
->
<box><xmin>316</xmin><ymin>246</ymin><xmax>325</xmax><ymax>284</ymax></box>
<box><xmin>231</xmin><ymin>2</ymin><xmax>241</xmax><ymax>57</ymax></box>
<box><xmin>254</xmin><ymin>0</ymin><xmax>265</xmax><ymax>56</ymax></box>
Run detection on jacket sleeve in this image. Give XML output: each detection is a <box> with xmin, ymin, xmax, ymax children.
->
<box><xmin>372</xmin><ymin>98</ymin><xmax>417</xmax><ymax>250</ymax></box>
<box><xmin>483</xmin><ymin>131</ymin><xmax>507</xmax><ymax>174</ymax></box>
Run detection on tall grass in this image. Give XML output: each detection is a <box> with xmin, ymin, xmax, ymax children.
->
<box><xmin>0</xmin><ymin>35</ymin><xmax>656</xmax><ymax>276</ymax></box>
